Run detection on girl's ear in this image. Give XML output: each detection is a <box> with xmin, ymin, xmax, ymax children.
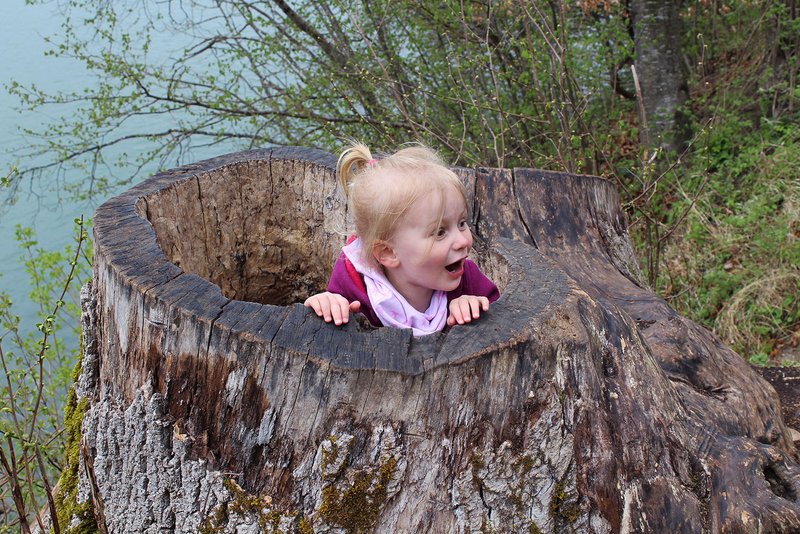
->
<box><xmin>373</xmin><ymin>241</ymin><xmax>399</xmax><ymax>269</ymax></box>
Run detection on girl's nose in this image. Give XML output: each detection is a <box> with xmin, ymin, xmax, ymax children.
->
<box><xmin>453</xmin><ymin>229</ymin><xmax>471</xmax><ymax>250</ymax></box>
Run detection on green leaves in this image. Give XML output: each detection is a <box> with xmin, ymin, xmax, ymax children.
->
<box><xmin>8</xmin><ymin>0</ymin><xmax>645</xmax><ymax>200</ymax></box>
<box><xmin>0</xmin><ymin>218</ymin><xmax>90</xmax><ymax>531</ymax></box>
<box><xmin>1</xmin><ymin>167</ymin><xmax>16</xmax><ymax>188</ymax></box>
<box><xmin>655</xmin><ymin>120</ymin><xmax>800</xmax><ymax>362</ymax></box>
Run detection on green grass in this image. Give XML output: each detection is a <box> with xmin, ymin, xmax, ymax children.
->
<box><xmin>655</xmin><ymin>120</ymin><xmax>799</xmax><ymax>364</ymax></box>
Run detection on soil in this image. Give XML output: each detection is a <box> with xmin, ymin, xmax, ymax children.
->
<box><xmin>754</xmin><ymin>365</ymin><xmax>800</xmax><ymax>447</ymax></box>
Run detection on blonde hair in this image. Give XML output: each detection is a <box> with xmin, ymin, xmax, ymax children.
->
<box><xmin>337</xmin><ymin>141</ymin><xmax>468</xmax><ymax>265</ymax></box>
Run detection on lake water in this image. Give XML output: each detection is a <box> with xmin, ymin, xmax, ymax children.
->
<box><xmin>1</xmin><ymin>2</ymin><xmax>90</xmax><ymax>326</ymax></box>
<box><xmin>0</xmin><ymin>1</ymin><xmax>240</xmax><ymax>334</ymax></box>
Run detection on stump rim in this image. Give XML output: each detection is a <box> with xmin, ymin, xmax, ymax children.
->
<box><xmin>92</xmin><ymin>146</ymin><xmax>570</xmax><ymax>375</ymax></box>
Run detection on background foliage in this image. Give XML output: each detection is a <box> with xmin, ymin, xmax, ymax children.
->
<box><xmin>0</xmin><ymin>216</ymin><xmax>90</xmax><ymax>532</ymax></box>
<box><xmin>1</xmin><ymin>0</ymin><xmax>798</xmax><ymax>529</ymax></box>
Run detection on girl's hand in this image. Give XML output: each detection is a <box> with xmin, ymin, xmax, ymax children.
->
<box><xmin>304</xmin><ymin>292</ymin><xmax>361</xmax><ymax>325</ymax></box>
<box><xmin>447</xmin><ymin>295</ymin><xmax>490</xmax><ymax>326</ymax></box>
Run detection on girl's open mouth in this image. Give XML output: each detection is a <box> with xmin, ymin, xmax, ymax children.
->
<box><xmin>445</xmin><ymin>259</ymin><xmax>464</xmax><ymax>275</ymax></box>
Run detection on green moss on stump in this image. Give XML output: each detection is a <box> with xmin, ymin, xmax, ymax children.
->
<box><xmin>549</xmin><ymin>479</ymin><xmax>581</xmax><ymax>526</ymax></box>
<box><xmin>470</xmin><ymin>452</ymin><xmax>486</xmax><ymax>491</ymax></box>
<box><xmin>319</xmin><ymin>456</ymin><xmax>398</xmax><ymax>533</ymax></box>
<box><xmin>320</xmin><ymin>435</ymin><xmax>345</xmax><ymax>481</ymax></box>
<box><xmin>199</xmin><ymin>479</ymin><xmax>310</xmax><ymax>533</ymax></box>
<box><xmin>198</xmin><ymin>501</ymin><xmax>229</xmax><ymax>534</ymax></box>
<box><xmin>297</xmin><ymin>515</ymin><xmax>315</xmax><ymax>534</ymax></box>
<box><xmin>198</xmin><ymin>479</ymin><xmax>304</xmax><ymax>534</ymax></box>
<box><xmin>515</xmin><ymin>454</ymin><xmax>535</xmax><ymax>476</ymax></box>
<box><xmin>54</xmin><ymin>357</ymin><xmax>98</xmax><ymax>534</ymax></box>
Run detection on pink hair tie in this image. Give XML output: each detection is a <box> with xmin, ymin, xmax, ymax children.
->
<box><xmin>367</xmin><ymin>158</ymin><xmax>377</xmax><ymax>166</ymax></box>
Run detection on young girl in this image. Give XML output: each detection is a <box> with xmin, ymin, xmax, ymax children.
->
<box><xmin>304</xmin><ymin>142</ymin><xmax>499</xmax><ymax>336</ymax></box>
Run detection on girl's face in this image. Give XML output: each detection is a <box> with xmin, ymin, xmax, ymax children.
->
<box><xmin>379</xmin><ymin>184</ymin><xmax>473</xmax><ymax>312</ymax></box>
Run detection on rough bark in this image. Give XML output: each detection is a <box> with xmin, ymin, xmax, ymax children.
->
<box><xmin>630</xmin><ymin>0</ymin><xmax>690</xmax><ymax>154</ymax></box>
<box><xmin>72</xmin><ymin>147</ymin><xmax>800</xmax><ymax>533</ymax></box>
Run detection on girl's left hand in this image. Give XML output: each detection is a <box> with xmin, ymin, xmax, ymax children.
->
<box><xmin>447</xmin><ymin>295</ymin><xmax>490</xmax><ymax>326</ymax></box>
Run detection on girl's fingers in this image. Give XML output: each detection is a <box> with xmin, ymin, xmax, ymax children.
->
<box><xmin>305</xmin><ymin>293</ymin><xmax>359</xmax><ymax>325</ymax></box>
<box><xmin>455</xmin><ymin>298</ymin><xmax>471</xmax><ymax>324</ymax></box>
<box><xmin>305</xmin><ymin>294</ymin><xmax>334</xmax><ymax>322</ymax></box>
<box><xmin>320</xmin><ymin>299</ymin><xmax>333</xmax><ymax>322</ymax></box>
<box><xmin>448</xmin><ymin>300</ymin><xmax>464</xmax><ymax>325</ymax></box>
<box><xmin>332</xmin><ymin>296</ymin><xmax>350</xmax><ymax>325</ymax></box>
<box><xmin>448</xmin><ymin>296</ymin><xmax>490</xmax><ymax>327</ymax></box>
<box><xmin>469</xmin><ymin>298</ymin><xmax>482</xmax><ymax>319</ymax></box>
<box><xmin>304</xmin><ymin>296</ymin><xmax>323</xmax><ymax>316</ymax></box>
<box><xmin>330</xmin><ymin>306</ymin><xmax>342</xmax><ymax>324</ymax></box>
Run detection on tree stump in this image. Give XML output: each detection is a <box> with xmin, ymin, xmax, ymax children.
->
<box><xmin>74</xmin><ymin>147</ymin><xmax>800</xmax><ymax>533</ymax></box>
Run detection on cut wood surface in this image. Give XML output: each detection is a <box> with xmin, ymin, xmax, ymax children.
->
<box><xmin>75</xmin><ymin>147</ymin><xmax>800</xmax><ymax>533</ymax></box>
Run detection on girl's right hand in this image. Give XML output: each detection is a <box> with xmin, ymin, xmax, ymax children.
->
<box><xmin>304</xmin><ymin>292</ymin><xmax>361</xmax><ymax>325</ymax></box>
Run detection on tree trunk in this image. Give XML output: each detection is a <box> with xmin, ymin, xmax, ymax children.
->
<box><xmin>630</xmin><ymin>0</ymin><xmax>690</xmax><ymax>154</ymax></box>
<box><xmin>71</xmin><ymin>147</ymin><xmax>799</xmax><ymax>533</ymax></box>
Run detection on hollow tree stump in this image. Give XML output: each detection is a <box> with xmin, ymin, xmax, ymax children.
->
<box><xmin>74</xmin><ymin>147</ymin><xmax>800</xmax><ymax>533</ymax></box>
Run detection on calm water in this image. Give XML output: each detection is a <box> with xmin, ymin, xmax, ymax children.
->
<box><xmin>0</xmin><ymin>2</ymin><xmax>86</xmax><ymax>327</ymax></box>
<box><xmin>0</xmin><ymin>1</ymin><xmax>239</xmax><ymax>332</ymax></box>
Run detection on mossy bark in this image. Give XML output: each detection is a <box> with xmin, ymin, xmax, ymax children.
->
<box><xmin>49</xmin><ymin>286</ymin><xmax>100</xmax><ymax>534</ymax></box>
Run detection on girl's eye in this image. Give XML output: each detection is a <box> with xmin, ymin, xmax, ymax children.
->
<box><xmin>458</xmin><ymin>220</ymin><xmax>468</xmax><ymax>229</ymax></box>
<box><xmin>436</xmin><ymin>228</ymin><xmax>447</xmax><ymax>238</ymax></box>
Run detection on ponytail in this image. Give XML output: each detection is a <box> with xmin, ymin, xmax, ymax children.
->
<box><xmin>336</xmin><ymin>141</ymin><xmax>375</xmax><ymax>196</ymax></box>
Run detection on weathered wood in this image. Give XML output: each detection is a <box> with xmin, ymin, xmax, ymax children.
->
<box><xmin>73</xmin><ymin>147</ymin><xmax>800</xmax><ymax>533</ymax></box>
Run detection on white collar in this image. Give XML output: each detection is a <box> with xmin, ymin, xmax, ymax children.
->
<box><xmin>342</xmin><ymin>238</ymin><xmax>447</xmax><ymax>336</ymax></box>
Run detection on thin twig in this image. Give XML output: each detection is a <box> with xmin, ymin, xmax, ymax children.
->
<box><xmin>26</xmin><ymin>217</ymin><xmax>86</xmax><ymax>445</ymax></box>
<box><xmin>631</xmin><ymin>64</ymin><xmax>650</xmax><ymax>155</ymax></box>
<box><xmin>35</xmin><ymin>445</ymin><xmax>60</xmax><ymax>534</ymax></box>
<box><xmin>0</xmin><ymin>443</ymin><xmax>30</xmax><ymax>534</ymax></box>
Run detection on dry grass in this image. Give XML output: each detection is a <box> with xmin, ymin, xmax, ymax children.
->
<box><xmin>716</xmin><ymin>271</ymin><xmax>799</xmax><ymax>359</ymax></box>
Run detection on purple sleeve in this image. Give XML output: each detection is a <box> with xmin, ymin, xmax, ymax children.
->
<box><xmin>326</xmin><ymin>253</ymin><xmax>382</xmax><ymax>327</ymax></box>
<box><xmin>447</xmin><ymin>259</ymin><xmax>500</xmax><ymax>304</ymax></box>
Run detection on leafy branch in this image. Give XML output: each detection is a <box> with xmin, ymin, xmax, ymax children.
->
<box><xmin>0</xmin><ymin>217</ymin><xmax>89</xmax><ymax>532</ymax></box>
